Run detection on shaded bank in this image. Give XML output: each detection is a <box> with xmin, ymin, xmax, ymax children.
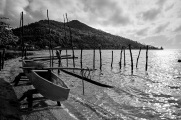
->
<box><xmin>0</xmin><ymin>78</ymin><xmax>21</xmax><ymax>120</ymax></box>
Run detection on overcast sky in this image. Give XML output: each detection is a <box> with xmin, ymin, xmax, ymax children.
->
<box><xmin>0</xmin><ymin>0</ymin><xmax>181</xmax><ymax>49</ymax></box>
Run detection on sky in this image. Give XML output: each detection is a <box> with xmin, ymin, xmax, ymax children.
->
<box><xmin>0</xmin><ymin>0</ymin><xmax>181</xmax><ymax>49</ymax></box>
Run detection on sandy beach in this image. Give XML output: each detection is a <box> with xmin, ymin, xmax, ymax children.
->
<box><xmin>0</xmin><ymin>56</ymin><xmax>79</xmax><ymax>120</ymax></box>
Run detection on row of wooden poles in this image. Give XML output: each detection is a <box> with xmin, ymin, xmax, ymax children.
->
<box><xmin>54</xmin><ymin>44</ymin><xmax>148</xmax><ymax>75</ymax></box>
<box><xmin>0</xmin><ymin>49</ymin><xmax>6</xmax><ymax>71</ymax></box>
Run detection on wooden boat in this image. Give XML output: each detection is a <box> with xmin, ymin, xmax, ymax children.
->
<box><xmin>30</xmin><ymin>70</ymin><xmax>70</xmax><ymax>101</ymax></box>
<box><xmin>21</xmin><ymin>60</ymin><xmax>70</xmax><ymax>101</ymax></box>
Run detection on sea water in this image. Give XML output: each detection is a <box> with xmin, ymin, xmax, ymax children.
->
<box><xmin>37</xmin><ymin>49</ymin><xmax>181</xmax><ymax>120</ymax></box>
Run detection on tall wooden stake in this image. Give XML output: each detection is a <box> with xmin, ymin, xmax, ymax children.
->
<box><xmin>145</xmin><ymin>45</ymin><xmax>148</xmax><ymax>71</ymax></box>
<box><xmin>99</xmin><ymin>47</ymin><xmax>102</xmax><ymax>70</ymax></box>
<box><xmin>21</xmin><ymin>12</ymin><xmax>24</xmax><ymax>58</ymax></box>
<box><xmin>129</xmin><ymin>44</ymin><xmax>133</xmax><ymax>75</ymax></box>
<box><xmin>136</xmin><ymin>47</ymin><xmax>141</xmax><ymax>68</ymax></box>
<box><xmin>66</xmin><ymin>49</ymin><xmax>68</xmax><ymax>67</ymax></box>
<box><xmin>1</xmin><ymin>49</ymin><xmax>5</xmax><ymax>69</ymax></box>
<box><xmin>80</xmin><ymin>48</ymin><xmax>83</xmax><ymax>68</ymax></box>
<box><xmin>66</xmin><ymin>13</ymin><xmax>73</xmax><ymax>47</ymax></box>
<box><xmin>111</xmin><ymin>50</ymin><xmax>113</xmax><ymax>68</ymax></box>
<box><xmin>93</xmin><ymin>49</ymin><xmax>95</xmax><ymax>69</ymax></box>
<box><xmin>119</xmin><ymin>47</ymin><xmax>123</xmax><ymax>69</ymax></box>
<box><xmin>0</xmin><ymin>52</ymin><xmax>1</xmax><ymax>70</ymax></box>
<box><xmin>58</xmin><ymin>50</ymin><xmax>62</xmax><ymax>74</ymax></box>
<box><xmin>24</xmin><ymin>47</ymin><xmax>27</xmax><ymax>58</ymax></box>
<box><xmin>51</xmin><ymin>49</ymin><xmax>54</xmax><ymax>68</ymax></box>
<box><xmin>47</xmin><ymin>9</ymin><xmax>52</xmax><ymax>67</ymax></box>
<box><xmin>124</xmin><ymin>47</ymin><xmax>126</xmax><ymax>66</ymax></box>
<box><xmin>80</xmin><ymin>49</ymin><xmax>84</xmax><ymax>95</ymax></box>
<box><xmin>72</xmin><ymin>47</ymin><xmax>75</xmax><ymax>68</ymax></box>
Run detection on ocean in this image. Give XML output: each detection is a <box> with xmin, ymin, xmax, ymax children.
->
<box><xmin>36</xmin><ymin>49</ymin><xmax>181</xmax><ymax>120</ymax></box>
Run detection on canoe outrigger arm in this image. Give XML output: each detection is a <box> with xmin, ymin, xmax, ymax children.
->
<box><xmin>20</xmin><ymin>67</ymin><xmax>96</xmax><ymax>71</ymax></box>
<box><xmin>60</xmin><ymin>69</ymin><xmax>113</xmax><ymax>88</ymax></box>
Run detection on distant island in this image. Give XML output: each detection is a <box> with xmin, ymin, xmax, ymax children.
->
<box><xmin>1</xmin><ymin>20</ymin><xmax>160</xmax><ymax>50</ymax></box>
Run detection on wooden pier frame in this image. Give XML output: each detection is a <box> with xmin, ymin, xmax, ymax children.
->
<box><xmin>19</xmin><ymin>89</ymin><xmax>61</xmax><ymax>109</ymax></box>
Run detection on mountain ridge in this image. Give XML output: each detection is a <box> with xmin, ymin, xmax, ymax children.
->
<box><xmin>12</xmin><ymin>19</ymin><xmax>159</xmax><ymax>49</ymax></box>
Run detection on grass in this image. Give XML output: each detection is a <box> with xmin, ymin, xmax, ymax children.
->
<box><xmin>0</xmin><ymin>50</ymin><xmax>34</xmax><ymax>60</ymax></box>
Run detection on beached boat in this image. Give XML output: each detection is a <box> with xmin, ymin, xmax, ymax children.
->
<box><xmin>30</xmin><ymin>70</ymin><xmax>70</xmax><ymax>101</ymax></box>
<box><xmin>21</xmin><ymin>59</ymin><xmax>70</xmax><ymax>101</ymax></box>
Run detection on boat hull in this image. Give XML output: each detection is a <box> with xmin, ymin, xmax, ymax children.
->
<box><xmin>31</xmin><ymin>70</ymin><xmax>70</xmax><ymax>101</ymax></box>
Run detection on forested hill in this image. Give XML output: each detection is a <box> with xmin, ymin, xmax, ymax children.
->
<box><xmin>12</xmin><ymin>20</ymin><xmax>158</xmax><ymax>49</ymax></box>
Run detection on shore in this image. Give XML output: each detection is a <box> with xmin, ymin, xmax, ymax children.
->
<box><xmin>0</xmin><ymin>50</ymin><xmax>117</xmax><ymax>120</ymax></box>
<box><xmin>0</xmin><ymin>55</ymin><xmax>78</xmax><ymax>120</ymax></box>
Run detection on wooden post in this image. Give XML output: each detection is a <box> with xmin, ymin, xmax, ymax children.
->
<box><xmin>93</xmin><ymin>49</ymin><xmax>95</xmax><ymax>69</ymax></box>
<box><xmin>24</xmin><ymin>47</ymin><xmax>27</xmax><ymax>58</ymax></box>
<box><xmin>47</xmin><ymin>9</ymin><xmax>52</xmax><ymax>67</ymax></box>
<box><xmin>59</xmin><ymin>50</ymin><xmax>62</xmax><ymax>66</ymax></box>
<box><xmin>72</xmin><ymin>47</ymin><xmax>75</xmax><ymax>68</ymax></box>
<box><xmin>111</xmin><ymin>50</ymin><xmax>113</xmax><ymax>68</ymax></box>
<box><xmin>51</xmin><ymin>49</ymin><xmax>54</xmax><ymax>68</ymax></box>
<box><xmin>80</xmin><ymin>49</ymin><xmax>84</xmax><ymax>95</ymax></box>
<box><xmin>21</xmin><ymin>12</ymin><xmax>24</xmax><ymax>58</ymax></box>
<box><xmin>66</xmin><ymin>49</ymin><xmax>68</xmax><ymax>67</ymax></box>
<box><xmin>80</xmin><ymin>48</ymin><xmax>83</xmax><ymax>68</ymax></box>
<box><xmin>119</xmin><ymin>47</ymin><xmax>123</xmax><ymax>69</ymax></box>
<box><xmin>0</xmin><ymin>52</ymin><xmax>1</xmax><ymax>71</ymax></box>
<box><xmin>145</xmin><ymin>45</ymin><xmax>148</xmax><ymax>71</ymax></box>
<box><xmin>124</xmin><ymin>47</ymin><xmax>126</xmax><ymax>66</ymax></box>
<box><xmin>129</xmin><ymin>44</ymin><xmax>133</xmax><ymax>75</ymax></box>
<box><xmin>2</xmin><ymin>48</ymin><xmax>5</xmax><ymax>69</ymax></box>
<box><xmin>99</xmin><ymin>47</ymin><xmax>102</xmax><ymax>70</ymax></box>
<box><xmin>57</xmin><ymin>50</ymin><xmax>62</xmax><ymax>74</ymax></box>
<box><xmin>136</xmin><ymin>47</ymin><xmax>141</xmax><ymax>68</ymax></box>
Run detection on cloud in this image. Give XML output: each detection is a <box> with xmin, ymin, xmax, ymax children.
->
<box><xmin>81</xmin><ymin>0</ymin><xmax>131</xmax><ymax>26</ymax></box>
<box><xmin>154</xmin><ymin>22</ymin><xmax>169</xmax><ymax>33</ymax></box>
<box><xmin>0</xmin><ymin>0</ymin><xmax>6</xmax><ymax>15</ymax></box>
<box><xmin>141</xmin><ymin>8</ymin><xmax>161</xmax><ymax>21</ymax></box>
<box><xmin>156</xmin><ymin>0</ymin><xmax>167</xmax><ymax>8</ymax></box>
<box><xmin>174</xmin><ymin>25</ymin><xmax>181</xmax><ymax>32</ymax></box>
<box><xmin>102</xmin><ymin>9</ymin><xmax>131</xmax><ymax>26</ymax></box>
<box><xmin>165</xmin><ymin>4</ymin><xmax>174</xmax><ymax>11</ymax></box>
<box><xmin>136</xmin><ymin>27</ymin><xmax>149</xmax><ymax>36</ymax></box>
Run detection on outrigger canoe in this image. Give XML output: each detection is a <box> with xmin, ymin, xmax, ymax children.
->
<box><xmin>22</xmin><ymin>60</ymin><xmax>70</xmax><ymax>101</ymax></box>
<box><xmin>31</xmin><ymin>70</ymin><xmax>70</xmax><ymax>101</ymax></box>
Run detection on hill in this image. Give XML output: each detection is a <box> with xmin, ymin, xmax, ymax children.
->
<box><xmin>12</xmin><ymin>20</ymin><xmax>158</xmax><ymax>49</ymax></box>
